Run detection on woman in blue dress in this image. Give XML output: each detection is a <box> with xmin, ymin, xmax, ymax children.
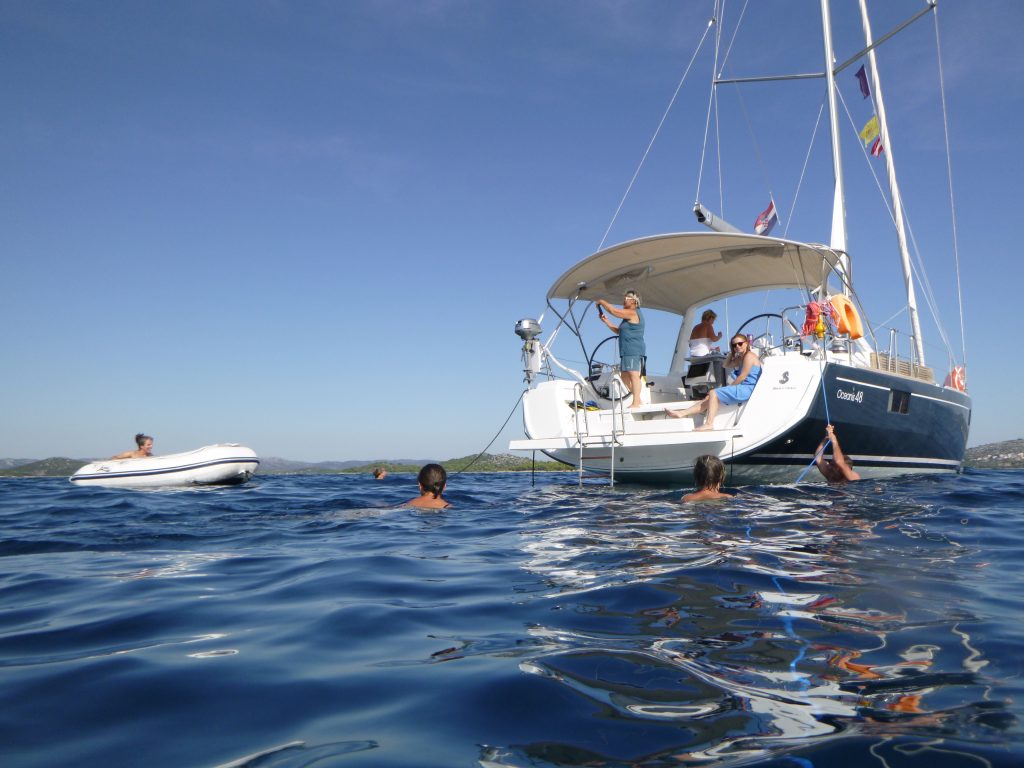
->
<box><xmin>666</xmin><ymin>333</ymin><xmax>761</xmax><ymax>430</ymax></box>
<box><xmin>596</xmin><ymin>290</ymin><xmax>645</xmax><ymax>408</ymax></box>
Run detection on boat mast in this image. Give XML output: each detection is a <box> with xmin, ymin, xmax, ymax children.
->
<box><xmin>858</xmin><ymin>0</ymin><xmax>926</xmax><ymax>365</ymax></box>
<box><xmin>820</xmin><ymin>0</ymin><xmax>848</xmax><ymax>276</ymax></box>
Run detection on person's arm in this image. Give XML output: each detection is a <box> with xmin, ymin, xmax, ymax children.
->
<box><xmin>826</xmin><ymin>426</ymin><xmax>861</xmax><ymax>480</ymax></box>
<box><xmin>597</xmin><ymin>303</ymin><xmax>620</xmax><ymax>334</ymax></box>
<box><xmin>110</xmin><ymin>450</ymin><xmax>134</xmax><ymax>459</ymax></box>
<box><xmin>597</xmin><ymin>299</ymin><xmax>637</xmax><ymax>323</ymax></box>
<box><xmin>814</xmin><ymin>436</ymin><xmax>829</xmax><ymax>473</ymax></box>
<box><xmin>712</xmin><ymin>327</ymin><xmax>722</xmax><ymax>341</ymax></box>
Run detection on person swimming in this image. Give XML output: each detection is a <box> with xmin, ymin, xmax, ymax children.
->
<box><xmin>406</xmin><ymin>463</ymin><xmax>451</xmax><ymax>509</ymax></box>
<box><xmin>682</xmin><ymin>455</ymin><xmax>732</xmax><ymax>502</ymax></box>
<box><xmin>111</xmin><ymin>433</ymin><xmax>154</xmax><ymax>460</ymax></box>
<box><xmin>816</xmin><ymin>424</ymin><xmax>861</xmax><ymax>483</ymax></box>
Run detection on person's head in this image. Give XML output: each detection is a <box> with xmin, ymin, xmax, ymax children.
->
<box><xmin>701</xmin><ymin>309</ymin><xmax>717</xmax><ymax>323</ymax></box>
<box><xmin>623</xmin><ymin>290</ymin><xmax>641</xmax><ymax>308</ymax></box>
<box><xmin>417</xmin><ymin>463</ymin><xmax>447</xmax><ymax>498</ymax></box>
<box><xmin>693</xmin><ymin>454</ymin><xmax>725</xmax><ymax>490</ymax></box>
<box><xmin>373</xmin><ymin>466</ymin><xmax>387</xmax><ymax>479</ymax></box>
<box><xmin>729</xmin><ymin>333</ymin><xmax>750</xmax><ymax>356</ymax></box>
<box><xmin>135</xmin><ymin>433</ymin><xmax>153</xmax><ymax>453</ymax></box>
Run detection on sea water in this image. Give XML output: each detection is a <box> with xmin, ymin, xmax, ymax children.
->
<box><xmin>1</xmin><ymin>470</ymin><xmax>1022</xmax><ymax>767</ymax></box>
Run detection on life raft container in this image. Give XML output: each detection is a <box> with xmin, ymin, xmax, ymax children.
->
<box><xmin>828</xmin><ymin>294</ymin><xmax>864</xmax><ymax>340</ymax></box>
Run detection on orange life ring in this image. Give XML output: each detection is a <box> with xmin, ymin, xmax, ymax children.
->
<box><xmin>944</xmin><ymin>365</ymin><xmax>966</xmax><ymax>392</ymax></box>
<box><xmin>828</xmin><ymin>294</ymin><xmax>864</xmax><ymax>340</ymax></box>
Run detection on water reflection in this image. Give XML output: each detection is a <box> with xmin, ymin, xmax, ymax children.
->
<box><xmin>495</xmin><ymin>483</ymin><xmax>1015</xmax><ymax>766</ymax></box>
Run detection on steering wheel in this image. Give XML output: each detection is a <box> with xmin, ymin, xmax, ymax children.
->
<box><xmin>736</xmin><ymin>313</ymin><xmax>785</xmax><ymax>351</ymax></box>
<box><xmin>587</xmin><ymin>335</ymin><xmax>618</xmax><ymax>379</ymax></box>
<box><xmin>587</xmin><ymin>335</ymin><xmax>631</xmax><ymax>401</ymax></box>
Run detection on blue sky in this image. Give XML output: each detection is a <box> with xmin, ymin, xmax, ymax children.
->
<box><xmin>2</xmin><ymin>0</ymin><xmax>1021</xmax><ymax>462</ymax></box>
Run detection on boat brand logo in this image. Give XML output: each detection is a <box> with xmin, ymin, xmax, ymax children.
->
<box><xmin>835</xmin><ymin>387</ymin><xmax>865</xmax><ymax>404</ymax></box>
<box><xmin>772</xmin><ymin>370</ymin><xmax>798</xmax><ymax>391</ymax></box>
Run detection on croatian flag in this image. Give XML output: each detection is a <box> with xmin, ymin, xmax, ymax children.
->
<box><xmin>754</xmin><ymin>199</ymin><xmax>777</xmax><ymax>235</ymax></box>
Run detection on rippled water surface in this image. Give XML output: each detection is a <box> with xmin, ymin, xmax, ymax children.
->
<box><xmin>2</xmin><ymin>469</ymin><xmax>1023</xmax><ymax>767</ymax></box>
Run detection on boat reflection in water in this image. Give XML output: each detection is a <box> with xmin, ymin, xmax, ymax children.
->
<box><xmin>484</xmin><ymin>485</ymin><xmax>1013</xmax><ymax>766</ymax></box>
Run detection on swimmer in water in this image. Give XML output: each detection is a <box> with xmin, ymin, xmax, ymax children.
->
<box><xmin>406</xmin><ymin>463</ymin><xmax>451</xmax><ymax>509</ymax></box>
<box><xmin>816</xmin><ymin>424</ymin><xmax>861</xmax><ymax>483</ymax></box>
<box><xmin>682</xmin><ymin>455</ymin><xmax>732</xmax><ymax>502</ymax></box>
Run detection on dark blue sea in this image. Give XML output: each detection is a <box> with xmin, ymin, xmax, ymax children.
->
<box><xmin>2</xmin><ymin>470</ymin><xmax>1023</xmax><ymax>768</ymax></box>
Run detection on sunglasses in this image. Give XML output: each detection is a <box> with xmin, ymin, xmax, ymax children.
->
<box><xmin>731</xmin><ymin>341</ymin><xmax>746</xmax><ymax>348</ymax></box>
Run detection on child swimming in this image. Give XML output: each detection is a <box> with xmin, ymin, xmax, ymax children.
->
<box><xmin>406</xmin><ymin>463</ymin><xmax>451</xmax><ymax>509</ymax></box>
<box><xmin>682</xmin><ymin>455</ymin><xmax>731</xmax><ymax>502</ymax></box>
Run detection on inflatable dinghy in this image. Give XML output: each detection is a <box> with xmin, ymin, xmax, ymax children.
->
<box><xmin>70</xmin><ymin>444</ymin><xmax>259</xmax><ymax>488</ymax></box>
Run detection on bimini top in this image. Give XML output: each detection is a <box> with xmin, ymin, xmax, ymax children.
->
<box><xmin>547</xmin><ymin>232</ymin><xmax>845</xmax><ymax>316</ymax></box>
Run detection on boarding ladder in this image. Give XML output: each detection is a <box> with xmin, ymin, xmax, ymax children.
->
<box><xmin>572</xmin><ymin>380</ymin><xmax>626</xmax><ymax>487</ymax></box>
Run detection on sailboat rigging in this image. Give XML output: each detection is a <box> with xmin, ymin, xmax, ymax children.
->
<box><xmin>509</xmin><ymin>0</ymin><xmax>969</xmax><ymax>484</ymax></box>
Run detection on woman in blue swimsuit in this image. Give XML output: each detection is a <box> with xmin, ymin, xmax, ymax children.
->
<box><xmin>597</xmin><ymin>291</ymin><xmax>645</xmax><ymax>408</ymax></box>
<box><xmin>666</xmin><ymin>333</ymin><xmax>761</xmax><ymax>430</ymax></box>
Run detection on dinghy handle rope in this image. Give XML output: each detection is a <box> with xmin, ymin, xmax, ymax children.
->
<box><xmin>771</xmin><ymin>573</ymin><xmax>811</xmax><ymax>693</ymax></box>
<box><xmin>452</xmin><ymin>389</ymin><xmax>527</xmax><ymax>476</ymax></box>
<box><xmin>794</xmin><ymin>355</ymin><xmax>833</xmax><ymax>483</ymax></box>
<box><xmin>795</xmin><ymin>439</ymin><xmax>830</xmax><ymax>485</ymax></box>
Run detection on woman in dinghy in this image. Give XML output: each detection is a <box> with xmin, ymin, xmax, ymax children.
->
<box><xmin>110</xmin><ymin>433</ymin><xmax>154</xmax><ymax>459</ymax></box>
<box><xmin>666</xmin><ymin>334</ymin><xmax>762</xmax><ymax>430</ymax></box>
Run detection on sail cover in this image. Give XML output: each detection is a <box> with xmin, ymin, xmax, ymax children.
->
<box><xmin>547</xmin><ymin>232</ymin><xmax>844</xmax><ymax>316</ymax></box>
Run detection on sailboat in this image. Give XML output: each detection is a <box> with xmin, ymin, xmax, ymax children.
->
<box><xmin>508</xmin><ymin>0</ymin><xmax>970</xmax><ymax>484</ymax></box>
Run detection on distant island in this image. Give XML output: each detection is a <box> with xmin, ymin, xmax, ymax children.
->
<box><xmin>0</xmin><ymin>452</ymin><xmax>572</xmax><ymax>478</ymax></box>
<box><xmin>963</xmin><ymin>439</ymin><xmax>1024</xmax><ymax>469</ymax></box>
<box><xmin>3</xmin><ymin>440</ymin><xmax>1023</xmax><ymax>478</ymax></box>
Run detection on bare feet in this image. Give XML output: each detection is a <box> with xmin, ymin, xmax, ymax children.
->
<box><xmin>665</xmin><ymin>408</ymin><xmax>683</xmax><ymax>418</ymax></box>
<box><xmin>695</xmin><ymin>424</ymin><xmax>715</xmax><ymax>432</ymax></box>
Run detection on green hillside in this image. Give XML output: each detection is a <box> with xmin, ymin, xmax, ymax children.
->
<box><xmin>278</xmin><ymin>453</ymin><xmax>570</xmax><ymax>474</ymax></box>
<box><xmin>0</xmin><ymin>453</ymin><xmax>569</xmax><ymax>478</ymax></box>
<box><xmin>8</xmin><ymin>442</ymin><xmax>1024</xmax><ymax>479</ymax></box>
<box><xmin>964</xmin><ymin>439</ymin><xmax>1024</xmax><ymax>469</ymax></box>
<box><xmin>6</xmin><ymin>442</ymin><xmax>1016</xmax><ymax>479</ymax></box>
<box><xmin>0</xmin><ymin>457</ymin><xmax>89</xmax><ymax>477</ymax></box>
